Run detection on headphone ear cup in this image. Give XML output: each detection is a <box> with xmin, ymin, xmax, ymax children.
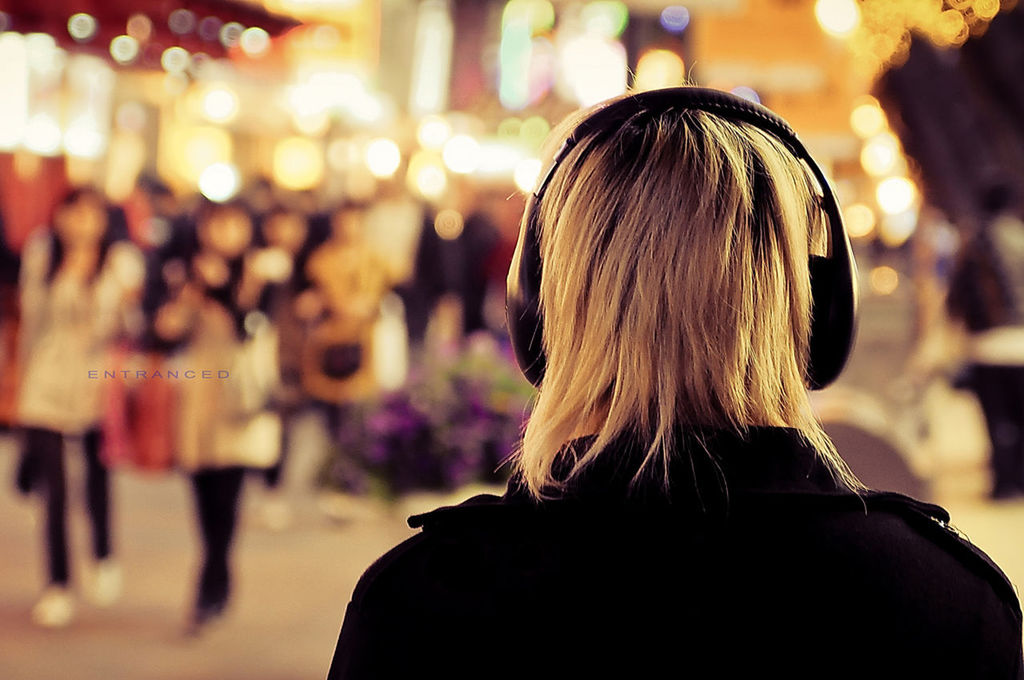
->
<box><xmin>505</xmin><ymin>209</ymin><xmax>547</xmax><ymax>387</ymax></box>
<box><xmin>507</xmin><ymin>221</ymin><xmax>859</xmax><ymax>392</ymax></box>
<box><xmin>807</xmin><ymin>254</ymin><xmax>857</xmax><ymax>390</ymax></box>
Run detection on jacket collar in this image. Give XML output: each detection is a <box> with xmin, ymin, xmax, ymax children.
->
<box><xmin>502</xmin><ymin>426</ymin><xmax>846</xmax><ymax>510</ymax></box>
<box><xmin>410</xmin><ymin>427</ymin><xmax>955</xmax><ymax>533</ymax></box>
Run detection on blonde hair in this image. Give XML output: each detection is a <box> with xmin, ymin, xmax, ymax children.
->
<box><xmin>511</xmin><ymin>94</ymin><xmax>862</xmax><ymax>499</ymax></box>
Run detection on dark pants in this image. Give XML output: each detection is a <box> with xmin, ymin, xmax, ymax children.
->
<box><xmin>22</xmin><ymin>427</ymin><xmax>110</xmax><ymax>586</ymax></box>
<box><xmin>971</xmin><ymin>364</ymin><xmax>1024</xmax><ymax>497</ymax></box>
<box><xmin>190</xmin><ymin>466</ymin><xmax>245</xmax><ymax>609</ymax></box>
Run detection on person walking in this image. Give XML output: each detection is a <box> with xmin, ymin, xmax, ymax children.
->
<box><xmin>153</xmin><ymin>199</ymin><xmax>280</xmax><ymax>634</ymax></box>
<box><xmin>946</xmin><ymin>185</ymin><xmax>1024</xmax><ymax>499</ymax></box>
<box><xmin>302</xmin><ymin>202</ymin><xmax>390</xmax><ymax>435</ymax></box>
<box><xmin>17</xmin><ymin>187</ymin><xmax>142</xmax><ymax>628</ymax></box>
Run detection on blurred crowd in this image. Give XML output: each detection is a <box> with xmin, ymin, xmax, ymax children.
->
<box><xmin>5</xmin><ymin>168</ymin><xmax>1024</xmax><ymax>641</ymax></box>
<box><xmin>0</xmin><ymin>176</ymin><xmax>519</xmax><ymax>633</ymax></box>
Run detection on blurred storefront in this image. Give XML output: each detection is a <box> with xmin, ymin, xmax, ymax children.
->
<box><xmin>0</xmin><ymin>0</ymin><xmax>1013</xmax><ymax>237</ymax></box>
<box><xmin>0</xmin><ymin>0</ymin><xmax>1010</xmax><ymax>248</ymax></box>
<box><xmin>0</xmin><ymin>0</ymin><xmax>1020</xmax><ymax>488</ymax></box>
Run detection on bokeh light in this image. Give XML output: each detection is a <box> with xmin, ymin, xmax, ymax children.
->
<box><xmin>843</xmin><ymin>203</ymin><xmax>877</xmax><ymax>239</ymax></box>
<box><xmin>67</xmin><ymin>13</ymin><xmax>98</xmax><ymax>42</ymax></box>
<box><xmin>434</xmin><ymin>209</ymin><xmax>465</xmax><ymax>240</ymax></box>
<box><xmin>442</xmin><ymin>134</ymin><xmax>481</xmax><ymax>174</ymax></box>
<box><xmin>876</xmin><ymin>176</ymin><xmax>918</xmax><ymax>215</ymax></box>
<box><xmin>860</xmin><ymin>132</ymin><xmax>902</xmax><ymax>177</ymax></box>
<box><xmin>408</xmin><ymin>151</ymin><xmax>448</xmax><ymax>200</ymax></box>
<box><xmin>199</xmin><ymin>16</ymin><xmax>223</xmax><ymax>42</ymax></box>
<box><xmin>240</xmin><ymin>27</ymin><xmax>271</xmax><ymax>57</ymax></box>
<box><xmin>365</xmin><ymin>138</ymin><xmax>402</xmax><ymax>178</ymax></box>
<box><xmin>161</xmin><ymin>47</ymin><xmax>190</xmax><ymax>73</ymax></box>
<box><xmin>220</xmin><ymin>22</ymin><xmax>245</xmax><ymax>49</ymax></box>
<box><xmin>560</xmin><ymin>34</ymin><xmax>628</xmax><ymax>106</ymax></box>
<box><xmin>168</xmin><ymin>9</ymin><xmax>196</xmax><ymax>35</ymax></box>
<box><xmin>850</xmin><ymin>97</ymin><xmax>887</xmax><ymax>138</ymax></box>
<box><xmin>660</xmin><ymin>6</ymin><xmax>690</xmax><ymax>33</ymax></box>
<box><xmin>869</xmin><ymin>266</ymin><xmax>899</xmax><ymax>296</ymax></box>
<box><xmin>815</xmin><ymin>0</ymin><xmax>861</xmax><ymax>38</ymax></box>
<box><xmin>879</xmin><ymin>206</ymin><xmax>919</xmax><ymax>247</ymax></box>
<box><xmin>126</xmin><ymin>14</ymin><xmax>153</xmax><ymax>43</ymax></box>
<box><xmin>109</xmin><ymin>35</ymin><xmax>140</xmax><ymax>65</ymax></box>
<box><xmin>198</xmin><ymin>162</ymin><xmax>241</xmax><ymax>202</ymax></box>
<box><xmin>937</xmin><ymin>9</ymin><xmax>969</xmax><ymax>46</ymax></box>
<box><xmin>64</xmin><ymin>117</ymin><xmax>105</xmax><ymax>159</ymax></box>
<box><xmin>514</xmin><ymin>158</ymin><xmax>543</xmax><ymax>193</ymax></box>
<box><xmin>201</xmin><ymin>87</ymin><xmax>240</xmax><ymax>124</ymax></box>
<box><xmin>502</xmin><ymin>0</ymin><xmax>556</xmax><ymax>34</ymax></box>
<box><xmin>582</xmin><ymin>1</ymin><xmax>629</xmax><ymax>38</ymax></box>
<box><xmin>634</xmin><ymin>49</ymin><xmax>685</xmax><ymax>91</ymax></box>
<box><xmin>975</xmin><ymin>0</ymin><xmax>1001</xmax><ymax>21</ymax></box>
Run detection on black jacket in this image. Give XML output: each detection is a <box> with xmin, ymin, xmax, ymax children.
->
<box><xmin>327</xmin><ymin>428</ymin><xmax>1023</xmax><ymax>679</ymax></box>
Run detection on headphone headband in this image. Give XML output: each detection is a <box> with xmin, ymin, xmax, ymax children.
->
<box><xmin>538</xmin><ymin>88</ymin><xmax>796</xmax><ymax>196</ymax></box>
<box><xmin>535</xmin><ymin>88</ymin><xmax>834</xmax><ymax>250</ymax></box>
<box><xmin>508</xmin><ymin>87</ymin><xmax>858</xmax><ymax>390</ymax></box>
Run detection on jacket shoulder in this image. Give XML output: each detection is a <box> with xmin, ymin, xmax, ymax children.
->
<box><xmin>737</xmin><ymin>489</ymin><xmax>1020</xmax><ymax>612</ymax></box>
<box><xmin>832</xmin><ymin>490</ymin><xmax>1017</xmax><ymax>615</ymax></box>
<box><xmin>348</xmin><ymin>493</ymin><xmax>505</xmax><ymax>606</ymax></box>
<box><xmin>403</xmin><ymin>489</ymin><xmax>1022</xmax><ymax>620</ymax></box>
<box><xmin>876</xmin><ymin>492</ymin><xmax>1022</xmax><ymax>617</ymax></box>
<box><xmin>347</xmin><ymin>531</ymin><xmax>429</xmax><ymax>607</ymax></box>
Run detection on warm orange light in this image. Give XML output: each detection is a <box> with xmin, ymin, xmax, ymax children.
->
<box><xmin>844</xmin><ymin>203</ymin><xmax>876</xmax><ymax>239</ymax></box>
<box><xmin>850</xmin><ymin>97</ymin><xmax>886</xmax><ymax>138</ymax></box>
<box><xmin>273</xmin><ymin>137</ymin><xmax>324</xmax><ymax>190</ymax></box>
<box><xmin>634</xmin><ymin>49</ymin><xmax>685</xmax><ymax>91</ymax></box>
<box><xmin>815</xmin><ymin>0</ymin><xmax>861</xmax><ymax>38</ymax></box>
<box><xmin>869</xmin><ymin>266</ymin><xmax>899</xmax><ymax>295</ymax></box>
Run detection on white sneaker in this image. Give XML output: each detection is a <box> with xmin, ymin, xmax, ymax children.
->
<box><xmin>31</xmin><ymin>586</ymin><xmax>75</xmax><ymax>628</ymax></box>
<box><xmin>86</xmin><ymin>559</ymin><xmax>123</xmax><ymax>607</ymax></box>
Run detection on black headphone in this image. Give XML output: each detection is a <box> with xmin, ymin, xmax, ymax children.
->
<box><xmin>505</xmin><ymin>87</ymin><xmax>858</xmax><ymax>390</ymax></box>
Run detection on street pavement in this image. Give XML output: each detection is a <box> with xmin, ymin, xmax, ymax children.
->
<box><xmin>0</xmin><ymin>421</ymin><xmax>420</xmax><ymax>680</ymax></box>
